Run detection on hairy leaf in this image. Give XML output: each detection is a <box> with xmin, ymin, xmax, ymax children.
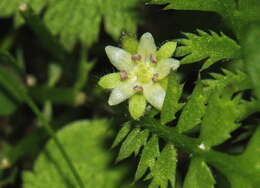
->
<box><xmin>112</xmin><ymin>122</ymin><xmax>132</xmax><ymax>148</ymax></box>
<box><xmin>147</xmin><ymin>144</ymin><xmax>177</xmax><ymax>188</ymax></box>
<box><xmin>23</xmin><ymin>120</ymin><xmax>133</xmax><ymax>187</ymax></box>
<box><xmin>177</xmin><ymin>82</ymin><xmax>209</xmax><ymax>133</ymax></box>
<box><xmin>175</xmin><ymin>30</ymin><xmax>240</xmax><ymax>70</ymax></box>
<box><xmin>183</xmin><ymin>157</ymin><xmax>215</xmax><ymax>188</ymax></box>
<box><xmin>161</xmin><ymin>72</ymin><xmax>183</xmax><ymax>124</ymax></box>
<box><xmin>135</xmin><ymin>135</ymin><xmax>160</xmax><ymax>181</ymax></box>
<box><xmin>117</xmin><ymin>128</ymin><xmax>149</xmax><ymax>161</ymax></box>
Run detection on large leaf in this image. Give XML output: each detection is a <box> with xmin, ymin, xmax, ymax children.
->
<box><xmin>23</xmin><ymin>119</ymin><xmax>135</xmax><ymax>188</ymax></box>
<box><xmin>183</xmin><ymin>157</ymin><xmax>215</xmax><ymax>188</ymax></box>
<box><xmin>0</xmin><ymin>0</ymin><xmax>140</xmax><ymax>50</ymax></box>
<box><xmin>175</xmin><ymin>30</ymin><xmax>240</xmax><ymax>70</ymax></box>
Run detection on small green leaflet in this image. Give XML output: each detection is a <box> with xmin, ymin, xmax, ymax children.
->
<box><xmin>177</xmin><ymin>82</ymin><xmax>209</xmax><ymax>133</ymax></box>
<box><xmin>175</xmin><ymin>30</ymin><xmax>240</xmax><ymax>70</ymax></box>
<box><xmin>134</xmin><ymin>135</ymin><xmax>160</xmax><ymax>181</ymax></box>
<box><xmin>183</xmin><ymin>157</ymin><xmax>215</xmax><ymax>188</ymax></box>
<box><xmin>112</xmin><ymin>122</ymin><xmax>132</xmax><ymax>148</ymax></box>
<box><xmin>161</xmin><ymin>72</ymin><xmax>183</xmax><ymax>125</ymax></box>
<box><xmin>117</xmin><ymin>128</ymin><xmax>149</xmax><ymax>162</ymax></box>
<box><xmin>147</xmin><ymin>144</ymin><xmax>177</xmax><ymax>188</ymax></box>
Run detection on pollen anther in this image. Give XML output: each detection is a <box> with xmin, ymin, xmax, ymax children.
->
<box><xmin>132</xmin><ymin>54</ymin><xmax>142</xmax><ymax>61</ymax></box>
<box><xmin>120</xmin><ymin>71</ymin><xmax>128</xmax><ymax>80</ymax></box>
<box><xmin>133</xmin><ymin>85</ymin><xmax>143</xmax><ymax>91</ymax></box>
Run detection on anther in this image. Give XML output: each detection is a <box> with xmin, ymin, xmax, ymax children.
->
<box><xmin>152</xmin><ymin>73</ymin><xmax>159</xmax><ymax>82</ymax></box>
<box><xmin>132</xmin><ymin>54</ymin><xmax>142</xmax><ymax>61</ymax></box>
<box><xmin>150</xmin><ymin>54</ymin><xmax>157</xmax><ymax>64</ymax></box>
<box><xmin>133</xmin><ymin>85</ymin><xmax>143</xmax><ymax>91</ymax></box>
<box><xmin>120</xmin><ymin>71</ymin><xmax>128</xmax><ymax>80</ymax></box>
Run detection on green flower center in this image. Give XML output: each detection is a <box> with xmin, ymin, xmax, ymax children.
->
<box><xmin>136</xmin><ymin>63</ymin><xmax>153</xmax><ymax>83</ymax></box>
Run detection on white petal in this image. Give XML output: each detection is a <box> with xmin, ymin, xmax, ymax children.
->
<box><xmin>143</xmin><ymin>83</ymin><xmax>165</xmax><ymax>110</ymax></box>
<box><xmin>138</xmin><ymin>32</ymin><xmax>157</xmax><ymax>57</ymax></box>
<box><xmin>108</xmin><ymin>81</ymin><xmax>136</xmax><ymax>105</ymax></box>
<box><xmin>155</xmin><ymin>58</ymin><xmax>180</xmax><ymax>80</ymax></box>
<box><xmin>105</xmin><ymin>46</ymin><xmax>134</xmax><ymax>71</ymax></box>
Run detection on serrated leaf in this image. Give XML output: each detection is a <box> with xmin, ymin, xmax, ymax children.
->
<box><xmin>177</xmin><ymin>82</ymin><xmax>209</xmax><ymax>133</ymax></box>
<box><xmin>135</xmin><ymin>135</ymin><xmax>160</xmax><ymax>181</ymax></box>
<box><xmin>161</xmin><ymin>72</ymin><xmax>183</xmax><ymax>124</ymax></box>
<box><xmin>200</xmin><ymin>92</ymin><xmax>240</xmax><ymax>148</ymax></box>
<box><xmin>175</xmin><ymin>30</ymin><xmax>240</xmax><ymax>70</ymax></box>
<box><xmin>117</xmin><ymin>128</ymin><xmax>149</xmax><ymax>162</ymax></box>
<box><xmin>0</xmin><ymin>0</ymin><xmax>140</xmax><ymax>50</ymax></box>
<box><xmin>112</xmin><ymin>122</ymin><xmax>132</xmax><ymax>148</ymax></box>
<box><xmin>23</xmin><ymin>120</ymin><xmax>133</xmax><ymax>188</ymax></box>
<box><xmin>183</xmin><ymin>157</ymin><xmax>215</xmax><ymax>188</ymax></box>
<box><xmin>148</xmin><ymin>144</ymin><xmax>177</xmax><ymax>188</ymax></box>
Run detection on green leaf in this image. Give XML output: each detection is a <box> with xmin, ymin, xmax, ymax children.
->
<box><xmin>243</xmin><ymin>25</ymin><xmax>260</xmax><ymax>99</ymax></box>
<box><xmin>129</xmin><ymin>94</ymin><xmax>147</xmax><ymax>120</ymax></box>
<box><xmin>175</xmin><ymin>30</ymin><xmax>240</xmax><ymax>70</ymax></box>
<box><xmin>23</xmin><ymin>119</ymin><xmax>133</xmax><ymax>188</ymax></box>
<box><xmin>183</xmin><ymin>157</ymin><xmax>215</xmax><ymax>188</ymax></box>
<box><xmin>177</xmin><ymin>82</ymin><xmax>209</xmax><ymax>133</ymax></box>
<box><xmin>200</xmin><ymin>92</ymin><xmax>240</xmax><ymax>148</ymax></box>
<box><xmin>135</xmin><ymin>135</ymin><xmax>160</xmax><ymax>181</ymax></box>
<box><xmin>111</xmin><ymin>122</ymin><xmax>132</xmax><ymax>148</ymax></box>
<box><xmin>98</xmin><ymin>73</ymin><xmax>121</xmax><ymax>89</ymax></box>
<box><xmin>161</xmin><ymin>72</ymin><xmax>183</xmax><ymax>124</ymax></box>
<box><xmin>148</xmin><ymin>144</ymin><xmax>177</xmax><ymax>188</ymax></box>
<box><xmin>1</xmin><ymin>0</ymin><xmax>140</xmax><ymax>50</ymax></box>
<box><xmin>117</xmin><ymin>128</ymin><xmax>149</xmax><ymax>161</ymax></box>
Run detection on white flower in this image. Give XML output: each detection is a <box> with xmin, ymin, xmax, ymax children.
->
<box><xmin>99</xmin><ymin>32</ymin><xmax>180</xmax><ymax>119</ymax></box>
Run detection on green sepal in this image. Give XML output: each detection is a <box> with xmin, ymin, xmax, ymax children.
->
<box><xmin>98</xmin><ymin>73</ymin><xmax>121</xmax><ymax>89</ymax></box>
<box><xmin>129</xmin><ymin>94</ymin><xmax>147</xmax><ymax>120</ymax></box>
<box><xmin>121</xmin><ymin>35</ymin><xmax>139</xmax><ymax>54</ymax></box>
<box><xmin>156</xmin><ymin>41</ymin><xmax>177</xmax><ymax>60</ymax></box>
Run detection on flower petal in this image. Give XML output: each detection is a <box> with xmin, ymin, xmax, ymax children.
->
<box><xmin>108</xmin><ymin>81</ymin><xmax>136</xmax><ymax>105</ymax></box>
<box><xmin>105</xmin><ymin>46</ymin><xmax>134</xmax><ymax>71</ymax></box>
<box><xmin>129</xmin><ymin>94</ymin><xmax>147</xmax><ymax>120</ymax></box>
<box><xmin>98</xmin><ymin>73</ymin><xmax>121</xmax><ymax>89</ymax></box>
<box><xmin>155</xmin><ymin>58</ymin><xmax>180</xmax><ymax>80</ymax></box>
<box><xmin>138</xmin><ymin>32</ymin><xmax>157</xmax><ymax>57</ymax></box>
<box><xmin>143</xmin><ymin>83</ymin><xmax>166</xmax><ymax>110</ymax></box>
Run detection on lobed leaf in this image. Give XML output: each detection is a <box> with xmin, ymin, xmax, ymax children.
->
<box><xmin>111</xmin><ymin>122</ymin><xmax>132</xmax><ymax>148</ymax></box>
<box><xmin>148</xmin><ymin>144</ymin><xmax>177</xmax><ymax>188</ymax></box>
<box><xmin>175</xmin><ymin>30</ymin><xmax>240</xmax><ymax>70</ymax></box>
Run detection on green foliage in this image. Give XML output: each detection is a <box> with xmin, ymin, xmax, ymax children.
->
<box><xmin>177</xmin><ymin>82</ymin><xmax>209</xmax><ymax>133</ymax></box>
<box><xmin>161</xmin><ymin>72</ymin><xmax>183</xmax><ymax>124</ymax></box>
<box><xmin>0</xmin><ymin>0</ymin><xmax>140</xmax><ymax>50</ymax></box>
<box><xmin>183</xmin><ymin>157</ymin><xmax>215</xmax><ymax>188</ymax></box>
<box><xmin>147</xmin><ymin>144</ymin><xmax>177</xmax><ymax>188</ymax></box>
<box><xmin>23</xmin><ymin>120</ymin><xmax>133</xmax><ymax>188</ymax></box>
<box><xmin>175</xmin><ymin>30</ymin><xmax>240</xmax><ymax>70</ymax></box>
<box><xmin>112</xmin><ymin>122</ymin><xmax>132</xmax><ymax>148</ymax></box>
<box><xmin>243</xmin><ymin>25</ymin><xmax>260</xmax><ymax>100</ymax></box>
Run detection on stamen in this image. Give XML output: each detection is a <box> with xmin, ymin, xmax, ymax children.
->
<box><xmin>120</xmin><ymin>71</ymin><xmax>128</xmax><ymax>80</ymax></box>
<box><xmin>132</xmin><ymin>54</ymin><xmax>142</xmax><ymax>61</ymax></box>
<box><xmin>150</xmin><ymin>54</ymin><xmax>157</xmax><ymax>64</ymax></box>
<box><xmin>133</xmin><ymin>85</ymin><xmax>143</xmax><ymax>91</ymax></box>
<box><xmin>152</xmin><ymin>73</ymin><xmax>159</xmax><ymax>82</ymax></box>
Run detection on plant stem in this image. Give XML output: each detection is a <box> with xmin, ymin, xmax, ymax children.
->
<box><xmin>24</xmin><ymin>95</ymin><xmax>85</xmax><ymax>188</ymax></box>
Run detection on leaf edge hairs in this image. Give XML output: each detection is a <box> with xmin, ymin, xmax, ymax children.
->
<box><xmin>98</xmin><ymin>33</ymin><xmax>180</xmax><ymax>120</ymax></box>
